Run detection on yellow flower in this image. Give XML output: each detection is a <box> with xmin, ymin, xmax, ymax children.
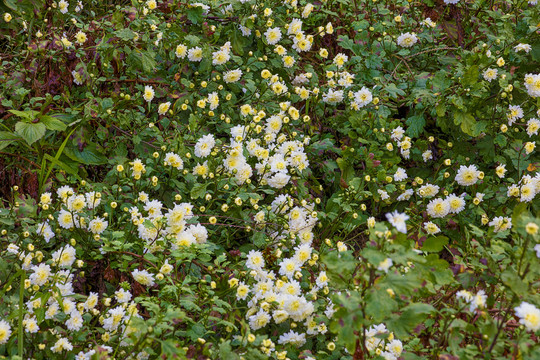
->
<box><xmin>525</xmin><ymin>141</ymin><xmax>536</xmax><ymax>154</ymax></box>
<box><xmin>526</xmin><ymin>222</ymin><xmax>538</xmax><ymax>235</ymax></box>
<box><xmin>75</xmin><ymin>31</ymin><xmax>87</xmax><ymax>44</ymax></box>
<box><xmin>146</xmin><ymin>0</ymin><xmax>157</xmax><ymax>10</ymax></box>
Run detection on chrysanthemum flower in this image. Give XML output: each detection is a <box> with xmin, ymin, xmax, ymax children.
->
<box><xmin>514</xmin><ymin>302</ymin><xmax>540</xmax><ymax>331</ymax></box>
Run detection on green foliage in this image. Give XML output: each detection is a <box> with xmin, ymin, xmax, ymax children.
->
<box><xmin>0</xmin><ymin>0</ymin><xmax>539</xmax><ymax>359</ymax></box>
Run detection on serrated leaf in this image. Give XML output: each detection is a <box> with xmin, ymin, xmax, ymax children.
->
<box><xmin>462</xmin><ymin>65</ymin><xmax>479</xmax><ymax>87</ymax></box>
<box><xmin>231</xmin><ymin>29</ymin><xmax>245</xmax><ymax>55</ymax></box>
<box><xmin>64</xmin><ymin>143</ymin><xmax>107</xmax><ymax>165</ymax></box>
<box><xmin>187</xmin><ymin>7</ymin><xmax>203</xmax><ymax>24</ymax></box>
<box><xmin>252</xmin><ymin>231</ymin><xmax>266</xmax><ymax>247</ymax></box>
<box><xmin>141</xmin><ymin>51</ymin><xmax>157</xmax><ymax>73</ymax></box>
<box><xmin>454</xmin><ymin>111</ymin><xmax>476</xmax><ymax>136</ymax></box>
<box><xmin>406</xmin><ymin>114</ymin><xmax>426</xmax><ymax>138</ymax></box>
<box><xmin>39</xmin><ymin>115</ymin><xmax>67</xmax><ymax>131</ymax></box>
<box><xmin>9</xmin><ymin>109</ymin><xmax>39</xmax><ymax>120</ymax></box>
<box><xmin>190</xmin><ymin>183</ymin><xmax>206</xmax><ymax>199</ymax></box>
<box><xmin>385</xmin><ymin>83</ymin><xmax>406</xmax><ymax>99</ymax></box>
<box><xmin>15</xmin><ymin>121</ymin><xmax>46</xmax><ymax>145</ymax></box>
<box><xmin>115</xmin><ymin>28</ymin><xmax>135</xmax><ymax>41</ymax></box>
<box><xmin>387</xmin><ymin>303</ymin><xmax>436</xmax><ymax>338</ymax></box>
<box><xmin>422</xmin><ymin>236</ymin><xmax>449</xmax><ymax>252</ymax></box>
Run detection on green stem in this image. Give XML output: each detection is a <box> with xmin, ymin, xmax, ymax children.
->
<box><xmin>18</xmin><ymin>271</ymin><xmax>25</xmax><ymax>357</ymax></box>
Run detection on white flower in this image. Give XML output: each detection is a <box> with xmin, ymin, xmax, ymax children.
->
<box><xmin>246</xmin><ymin>250</ymin><xmax>265</xmax><ymax>270</ymax></box>
<box><xmin>249</xmin><ymin>310</ymin><xmax>270</xmax><ymax>330</ymax></box>
<box><xmin>158</xmin><ymin>102</ymin><xmax>171</xmax><ymax>115</ymax></box>
<box><xmin>455</xmin><ymin>165</ymin><xmax>480</xmax><ymax>186</ymax></box>
<box><xmin>352</xmin><ymin>87</ymin><xmax>373</xmax><ymax>108</ymax></box>
<box><xmin>377</xmin><ymin>258</ymin><xmax>393</xmax><ymax>273</ymax></box>
<box><xmin>175</xmin><ymin>44</ymin><xmax>187</xmax><ymax>58</ymax></box>
<box><xmin>88</xmin><ymin>217</ymin><xmax>108</xmax><ymax>234</ymax></box>
<box><xmin>426</xmin><ymin>198</ymin><xmax>450</xmax><ymax>218</ymax></box>
<box><xmin>469</xmin><ymin>290</ymin><xmax>487</xmax><ymax>312</ymax></box>
<box><xmin>397</xmin><ymin>32</ymin><xmax>418</xmax><ymax>48</ymax></box>
<box><xmin>534</xmin><ymin>244</ymin><xmax>540</xmax><ymax>258</ymax></box>
<box><xmin>322</xmin><ymin>89</ymin><xmax>344</xmax><ymax>104</ymax></box>
<box><xmin>333</xmin><ymin>53</ymin><xmax>348</xmax><ymax>68</ymax></box>
<box><xmin>514</xmin><ymin>302</ymin><xmax>540</xmax><ymax>331</ymax></box>
<box><xmin>446</xmin><ymin>194</ymin><xmax>466</xmax><ymax>214</ymax></box>
<box><xmin>65</xmin><ymin>311</ymin><xmax>84</xmax><ymax>331</ymax></box>
<box><xmin>194</xmin><ymin>134</ymin><xmax>216</xmax><ymax>158</ymax></box>
<box><xmin>386</xmin><ymin>211</ymin><xmax>409</xmax><ymax>233</ymax></box>
<box><xmin>132</xmin><ymin>269</ymin><xmax>155</xmax><ymax>286</ymax></box>
<box><xmin>424</xmin><ymin>221</ymin><xmax>441</xmax><ymax>235</ymax></box>
<box><xmin>72</xmin><ymin>70</ymin><xmax>83</xmax><ymax>85</ymax></box>
<box><xmin>378</xmin><ymin>189</ymin><xmax>389</xmax><ymax>200</ymax></box>
<box><xmin>264</xmin><ymin>27</ymin><xmax>281</xmax><ymax>45</ymax></box>
<box><xmin>482</xmin><ymin>68</ymin><xmax>498</xmax><ymax>82</ymax></box>
<box><xmin>397</xmin><ymin>189</ymin><xmax>414</xmax><ymax>201</ymax></box>
<box><xmin>422</xmin><ymin>150</ymin><xmax>433</xmax><ymax>162</ymax></box>
<box><xmin>0</xmin><ymin>320</ymin><xmax>11</xmax><ymax>345</ymax></box>
<box><xmin>212</xmin><ymin>49</ymin><xmax>230</xmax><ymax>66</ymax></box>
<box><xmin>51</xmin><ymin>338</ymin><xmax>73</xmax><ymax>353</ymax></box>
<box><xmin>115</xmin><ymin>288</ymin><xmax>132</xmax><ymax>303</ymax></box>
<box><xmin>29</xmin><ymin>263</ymin><xmax>51</xmax><ymax>286</ymax></box>
<box><xmin>223</xmin><ymin>69</ymin><xmax>242</xmax><ymax>83</ymax></box>
<box><xmin>386</xmin><ymin>339</ymin><xmax>403</xmax><ymax>357</ymax></box>
<box><xmin>514</xmin><ymin>43</ymin><xmax>532</xmax><ymax>53</ymax></box>
<box><xmin>391</xmin><ymin>126</ymin><xmax>405</xmax><ymax>141</ymax></box>
<box><xmin>52</xmin><ymin>245</ymin><xmax>77</xmax><ymax>267</ymax></box>
<box><xmin>239</xmin><ymin>24</ymin><xmax>251</xmax><ymax>37</ymax></box>
<box><xmin>488</xmin><ymin>216</ymin><xmax>512</xmax><ymax>232</ymax></box>
<box><xmin>279</xmin><ymin>258</ymin><xmax>301</xmax><ymax>278</ymax></box>
<box><xmin>143</xmin><ymin>85</ymin><xmax>155</xmax><ymax>102</ymax></box>
<box><xmin>278</xmin><ymin>330</ymin><xmax>306</xmax><ymax>346</ymax></box>
<box><xmin>58</xmin><ymin>0</ymin><xmax>69</xmax><ymax>14</ymax></box>
<box><xmin>187</xmin><ymin>47</ymin><xmax>203</xmax><ymax>62</ymax></box>
<box><xmin>526</xmin><ymin>118</ymin><xmax>540</xmax><ymax>137</ymax></box>
<box><xmin>507</xmin><ymin>105</ymin><xmax>524</xmax><ymax>125</ymax></box>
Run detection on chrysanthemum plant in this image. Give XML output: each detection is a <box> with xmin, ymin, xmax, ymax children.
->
<box><xmin>0</xmin><ymin>0</ymin><xmax>539</xmax><ymax>359</ymax></box>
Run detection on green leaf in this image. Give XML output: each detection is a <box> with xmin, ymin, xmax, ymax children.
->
<box><xmin>160</xmin><ymin>339</ymin><xmax>181</xmax><ymax>357</ymax></box>
<box><xmin>39</xmin><ymin>115</ymin><xmax>67</xmax><ymax>131</ymax></box>
<box><xmin>64</xmin><ymin>143</ymin><xmax>107</xmax><ymax>165</ymax></box>
<box><xmin>187</xmin><ymin>6</ymin><xmax>204</xmax><ymax>24</ymax></box>
<box><xmin>190</xmin><ymin>183</ymin><xmax>207</xmax><ymax>199</ymax></box>
<box><xmin>115</xmin><ymin>28</ymin><xmax>135</xmax><ymax>41</ymax></box>
<box><xmin>501</xmin><ymin>270</ymin><xmax>528</xmax><ymax>296</ymax></box>
<box><xmin>0</xmin><ymin>131</ymin><xmax>20</xmax><ymax>150</ymax></box>
<box><xmin>435</xmin><ymin>104</ymin><xmax>446</xmax><ymax>117</ymax></box>
<box><xmin>453</xmin><ymin>111</ymin><xmax>476</xmax><ymax>136</ymax></box>
<box><xmin>14</xmin><ymin>121</ymin><xmax>46</xmax><ymax>145</ymax></box>
<box><xmin>366</xmin><ymin>288</ymin><xmax>398</xmax><ymax>322</ymax></box>
<box><xmin>387</xmin><ymin>303</ymin><xmax>435</xmax><ymax>338</ymax></box>
<box><xmin>231</xmin><ymin>29</ymin><xmax>245</xmax><ymax>56</ymax></box>
<box><xmin>8</xmin><ymin>109</ymin><xmax>39</xmax><ymax>121</ymax></box>
<box><xmin>219</xmin><ymin>341</ymin><xmax>241</xmax><ymax>360</ymax></box>
<box><xmin>252</xmin><ymin>231</ymin><xmax>266</xmax><ymax>247</ymax></box>
<box><xmin>422</xmin><ymin>236</ymin><xmax>449</xmax><ymax>252</ymax></box>
<box><xmin>462</xmin><ymin>65</ymin><xmax>479</xmax><ymax>87</ymax></box>
<box><xmin>405</xmin><ymin>114</ymin><xmax>426</xmax><ymax>138</ymax></box>
<box><xmin>322</xmin><ymin>251</ymin><xmax>356</xmax><ymax>288</ymax></box>
<box><xmin>385</xmin><ymin>83</ymin><xmax>406</xmax><ymax>99</ymax></box>
<box><xmin>141</xmin><ymin>51</ymin><xmax>157</xmax><ymax>73</ymax></box>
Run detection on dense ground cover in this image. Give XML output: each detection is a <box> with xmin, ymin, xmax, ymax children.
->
<box><xmin>0</xmin><ymin>0</ymin><xmax>539</xmax><ymax>359</ymax></box>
